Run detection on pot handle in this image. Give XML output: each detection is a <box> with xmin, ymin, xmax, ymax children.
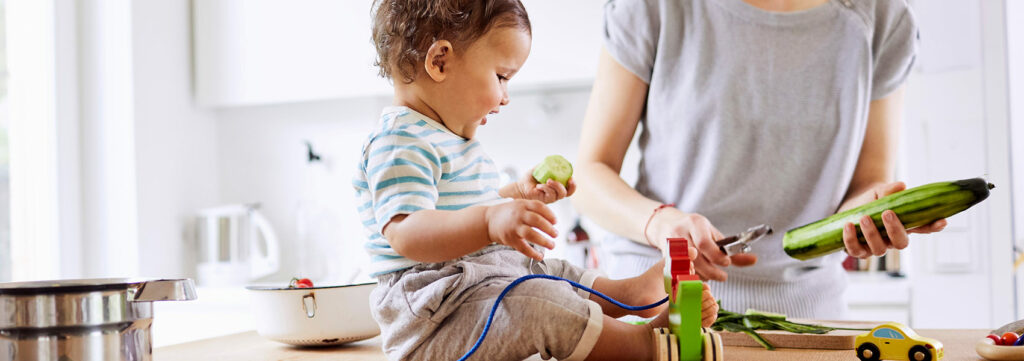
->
<box><xmin>130</xmin><ymin>279</ymin><xmax>198</xmax><ymax>302</ymax></box>
<box><xmin>302</xmin><ymin>293</ymin><xmax>317</xmax><ymax>318</ymax></box>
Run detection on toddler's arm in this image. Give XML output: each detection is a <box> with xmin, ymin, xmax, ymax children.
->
<box><xmin>383</xmin><ymin>199</ymin><xmax>558</xmax><ymax>262</ymax></box>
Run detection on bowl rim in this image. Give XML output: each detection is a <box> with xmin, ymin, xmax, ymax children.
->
<box><xmin>245</xmin><ymin>281</ymin><xmax>375</xmax><ymax>291</ymax></box>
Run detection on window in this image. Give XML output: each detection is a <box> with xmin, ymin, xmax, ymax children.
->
<box><xmin>0</xmin><ymin>0</ymin><xmax>9</xmax><ymax>283</ymax></box>
<box><xmin>872</xmin><ymin>328</ymin><xmax>904</xmax><ymax>340</ymax></box>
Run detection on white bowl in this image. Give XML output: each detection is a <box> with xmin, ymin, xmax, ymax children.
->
<box><xmin>246</xmin><ymin>282</ymin><xmax>380</xmax><ymax>346</ymax></box>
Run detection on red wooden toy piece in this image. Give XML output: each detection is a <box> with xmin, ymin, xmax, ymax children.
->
<box><xmin>666</xmin><ymin>238</ymin><xmax>698</xmax><ymax>299</ymax></box>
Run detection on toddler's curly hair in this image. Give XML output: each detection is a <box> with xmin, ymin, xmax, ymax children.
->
<box><xmin>371</xmin><ymin>0</ymin><xmax>531</xmax><ymax>84</ymax></box>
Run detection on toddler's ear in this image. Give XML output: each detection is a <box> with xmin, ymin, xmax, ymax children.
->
<box><xmin>424</xmin><ymin>40</ymin><xmax>453</xmax><ymax>82</ymax></box>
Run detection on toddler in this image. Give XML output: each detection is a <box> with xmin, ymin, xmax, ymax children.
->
<box><xmin>354</xmin><ymin>1</ymin><xmax>717</xmax><ymax>360</ymax></box>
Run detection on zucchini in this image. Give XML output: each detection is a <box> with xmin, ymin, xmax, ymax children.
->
<box><xmin>783</xmin><ymin>177</ymin><xmax>994</xmax><ymax>260</ymax></box>
<box><xmin>532</xmin><ymin>155</ymin><xmax>573</xmax><ymax>186</ymax></box>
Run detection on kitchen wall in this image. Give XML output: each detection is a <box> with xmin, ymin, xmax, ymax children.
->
<box><xmin>131</xmin><ymin>0</ymin><xmax>221</xmax><ymax>279</ymax></box>
<box><xmin>70</xmin><ymin>0</ymin><xmax>221</xmax><ymax>279</ymax></box>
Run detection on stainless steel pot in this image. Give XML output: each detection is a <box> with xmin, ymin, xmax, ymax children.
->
<box><xmin>0</xmin><ymin>278</ymin><xmax>196</xmax><ymax>361</ymax></box>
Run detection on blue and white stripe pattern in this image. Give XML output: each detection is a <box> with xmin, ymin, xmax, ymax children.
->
<box><xmin>354</xmin><ymin>106</ymin><xmax>503</xmax><ymax>277</ymax></box>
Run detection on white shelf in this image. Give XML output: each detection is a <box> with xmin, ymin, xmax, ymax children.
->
<box><xmin>844</xmin><ymin>272</ymin><xmax>911</xmax><ymax>325</ymax></box>
<box><xmin>845</xmin><ymin>272</ymin><xmax>911</xmax><ymax>306</ymax></box>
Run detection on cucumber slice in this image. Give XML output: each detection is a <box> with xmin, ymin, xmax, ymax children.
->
<box><xmin>745</xmin><ymin>309</ymin><xmax>787</xmax><ymax>321</ymax></box>
<box><xmin>743</xmin><ymin>317</ymin><xmax>769</xmax><ymax>330</ymax></box>
<box><xmin>532</xmin><ymin>155</ymin><xmax>573</xmax><ymax>186</ymax></box>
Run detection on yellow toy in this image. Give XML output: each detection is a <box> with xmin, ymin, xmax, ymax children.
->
<box><xmin>855</xmin><ymin>322</ymin><xmax>944</xmax><ymax>361</ymax></box>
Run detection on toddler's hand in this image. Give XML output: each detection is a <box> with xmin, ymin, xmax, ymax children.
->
<box><xmin>514</xmin><ymin>170</ymin><xmax>576</xmax><ymax>204</ymax></box>
<box><xmin>485</xmin><ymin>199</ymin><xmax>558</xmax><ymax>260</ymax></box>
<box><xmin>701</xmin><ymin>283</ymin><xmax>718</xmax><ymax>327</ymax></box>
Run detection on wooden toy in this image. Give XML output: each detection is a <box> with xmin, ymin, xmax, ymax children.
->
<box><xmin>664</xmin><ymin>238</ymin><xmax>723</xmax><ymax>361</ymax></box>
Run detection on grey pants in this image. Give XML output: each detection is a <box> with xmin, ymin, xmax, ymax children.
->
<box><xmin>371</xmin><ymin>245</ymin><xmax>604</xmax><ymax>361</ymax></box>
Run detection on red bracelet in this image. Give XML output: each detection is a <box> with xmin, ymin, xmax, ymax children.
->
<box><xmin>643</xmin><ymin>203</ymin><xmax>675</xmax><ymax>248</ymax></box>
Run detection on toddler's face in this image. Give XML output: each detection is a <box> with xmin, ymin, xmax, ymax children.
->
<box><xmin>437</xmin><ymin>27</ymin><xmax>530</xmax><ymax>139</ymax></box>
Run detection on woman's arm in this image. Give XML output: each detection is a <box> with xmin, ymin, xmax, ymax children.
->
<box><xmin>572</xmin><ymin>48</ymin><xmax>659</xmax><ymax>242</ymax></box>
<box><xmin>573</xmin><ymin>49</ymin><xmax>747</xmax><ymax>281</ymax></box>
<box><xmin>842</xmin><ymin>87</ymin><xmax>903</xmax><ymax>200</ymax></box>
<box><xmin>838</xmin><ymin>86</ymin><xmax>946</xmax><ymax>258</ymax></box>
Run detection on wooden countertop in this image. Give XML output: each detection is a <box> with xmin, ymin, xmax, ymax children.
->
<box><xmin>155</xmin><ymin>329</ymin><xmax>992</xmax><ymax>361</ymax></box>
<box><xmin>726</xmin><ymin>329</ymin><xmax>989</xmax><ymax>361</ymax></box>
<box><xmin>155</xmin><ymin>332</ymin><xmax>384</xmax><ymax>361</ymax></box>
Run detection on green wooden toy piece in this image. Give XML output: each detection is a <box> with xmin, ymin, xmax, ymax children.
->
<box><xmin>673</xmin><ymin>280</ymin><xmax>704</xmax><ymax>361</ymax></box>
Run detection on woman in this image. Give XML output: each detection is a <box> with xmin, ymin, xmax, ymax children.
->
<box><xmin>572</xmin><ymin>0</ymin><xmax>945</xmax><ymax>318</ymax></box>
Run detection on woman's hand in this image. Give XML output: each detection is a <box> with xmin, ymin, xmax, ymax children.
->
<box><xmin>484</xmin><ymin>199</ymin><xmax>558</xmax><ymax>260</ymax></box>
<box><xmin>838</xmin><ymin>181</ymin><xmax>948</xmax><ymax>258</ymax></box>
<box><xmin>510</xmin><ymin>169</ymin><xmax>577</xmax><ymax>204</ymax></box>
<box><xmin>646</xmin><ymin>207</ymin><xmax>757</xmax><ymax>282</ymax></box>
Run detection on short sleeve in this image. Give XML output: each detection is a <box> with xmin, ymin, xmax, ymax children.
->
<box><xmin>602</xmin><ymin>0</ymin><xmax>661</xmax><ymax>84</ymax></box>
<box><xmin>871</xmin><ymin>8</ymin><xmax>918</xmax><ymax>100</ymax></box>
<box><xmin>364</xmin><ymin>136</ymin><xmax>440</xmax><ymax>233</ymax></box>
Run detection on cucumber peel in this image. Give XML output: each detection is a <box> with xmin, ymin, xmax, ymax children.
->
<box><xmin>745</xmin><ymin>309</ymin><xmax>786</xmax><ymax>321</ymax></box>
<box><xmin>532</xmin><ymin>155</ymin><xmax>573</xmax><ymax>186</ymax></box>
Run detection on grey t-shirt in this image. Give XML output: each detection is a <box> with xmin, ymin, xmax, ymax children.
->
<box><xmin>600</xmin><ymin>0</ymin><xmax>918</xmax><ymax>318</ymax></box>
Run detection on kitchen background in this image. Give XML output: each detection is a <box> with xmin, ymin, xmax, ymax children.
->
<box><xmin>1</xmin><ymin>0</ymin><xmax>1022</xmax><ymax>347</ymax></box>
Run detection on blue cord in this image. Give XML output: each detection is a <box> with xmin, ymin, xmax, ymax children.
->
<box><xmin>457</xmin><ymin>274</ymin><xmax>670</xmax><ymax>361</ymax></box>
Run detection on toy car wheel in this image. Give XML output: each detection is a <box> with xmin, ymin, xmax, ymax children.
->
<box><xmin>908</xmin><ymin>345</ymin><xmax>932</xmax><ymax>361</ymax></box>
<box><xmin>856</xmin><ymin>342</ymin><xmax>881</xmax><ymax>361</ymax></box>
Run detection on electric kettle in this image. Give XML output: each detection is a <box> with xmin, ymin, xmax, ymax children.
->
<box><xmin>195</xmin><ymin>204</ymin><xmax>281</xmax><ymax>286</ymax></box>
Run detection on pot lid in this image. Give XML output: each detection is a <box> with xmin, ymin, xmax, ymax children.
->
<box><xmin>0</xmin><ymin>278</ymin><xmax>197</xmax><ymax>302</ymax></box>
<box><xmin>0</xmin><ymin>278</ymin><xmax>149</xmax><ymax>295</ymax></box>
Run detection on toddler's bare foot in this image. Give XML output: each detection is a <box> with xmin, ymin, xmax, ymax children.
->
<box><xmin>627</xmin><ymin>259</ymin><xmax>670</xmax><ymax>318</ymax></box>
<box><xmin>646</xmin><ymin>302</ymin><xmax>671</xmax><ymax>329</ymax></box>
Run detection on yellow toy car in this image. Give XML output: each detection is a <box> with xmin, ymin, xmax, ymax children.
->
<box><xmin>855</xmin><ymin>322</ymin><xmax>944</xmax><ymax>361</ymax></box>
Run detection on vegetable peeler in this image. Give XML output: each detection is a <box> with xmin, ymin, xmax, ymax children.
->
<box><xmin>714</xmin><ymin>224</ymin><xmax>773</xmax><ymax>256</ymax></box>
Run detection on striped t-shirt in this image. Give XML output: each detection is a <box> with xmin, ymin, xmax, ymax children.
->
<box><xmin>353</xmin><ymin>106</ymin><xmax>504</xmax><ymax>277</ymax></box>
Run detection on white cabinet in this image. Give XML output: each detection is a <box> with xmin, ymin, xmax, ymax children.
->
<box><xmin>1009</xmin><ymin>2</ymin><xmax>1024</xmax><ymax>319</ymax></box>
<box><xmin>897</xmin><ymin>0</ymin><xmax>1016</xmax><ymax>329</ymax></box>
<box><xmin>193</xmin><ymin>0</ymin><xmax>390</xmax><ymax>107</ymax></box>
<box><xmin>192</xmin><ymin>0</ymin><xmax>605</xmax><ymax>107</ymax></box>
